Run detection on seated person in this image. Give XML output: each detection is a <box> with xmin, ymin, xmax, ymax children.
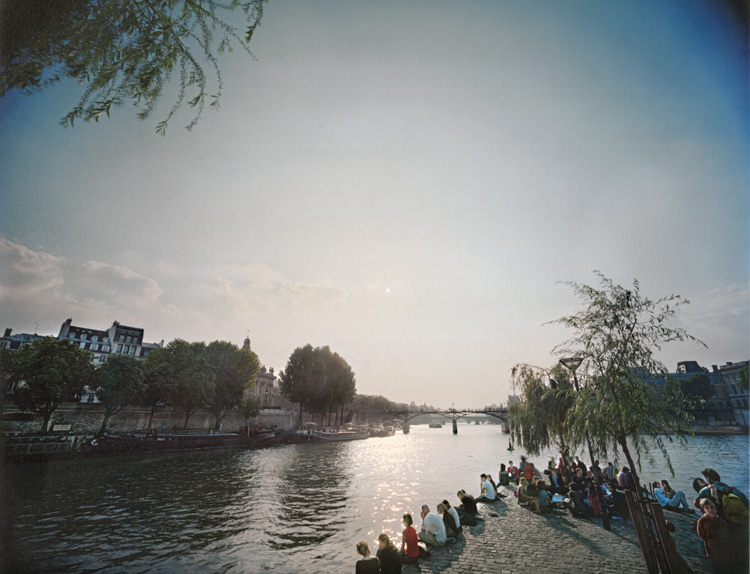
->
<box><xmin>572</xmin><ymin>468</ymin><xmax>587</xmax><ymax>489</ymax></box>
<box><xmin>456</xmin><ymin>490</ymin><xmax>479</xmax><ymax>525</ymax></box>
<box><xmin>652</xmin><ymin>481</ymin><xmax>694</xmax><ymax>512</ymax></box>
<box><xmin>376</xmin><ymin>533</ymin><xmax>402</xmax><ymax>574</ymax></box>
<box><xmin>355</xmin><ymin>541</ymin><xmax>380</xmax><ymax>574</ymax></box>
<box><xmin>536</xmin><ymin>480</ymin><xmax>551</xmax><ymax>513</ymax></box>
<box><xmin>441</xmin><ymin>499</ymin><xmax>462</xmax><ymax>534</ymax></box>
<box><xmin>660</xmin><ymin>480</ymin><xmax>676</xmax><ymax>499</ymax></box>
<box><xmin>476</xmin><ymin>473</ymin><xmax>497</xmax><ymax>502</ymax></box>
<box><xmin>508</xmin><ymin>461</ymin><xmax>520</xmax><ymax>484</ymax></box>
<box><xmin>499</xmin><ymin>463</ymin><xmax>509</xmax><ymax>486</ymax></box>
<box><xmin>565</xmin><ymin>483</ymin><xmax>591</xmax><ymax>518</ymax></box>
<box><xmin>418</xmin><ymin>505</ymin><xmax>447</xmax><ymax>547</ymax></box>
<box><xmin>516</xmin><ymin>478</ymin><xmax>539</xmax><ymax>512</ymax></box>
<box><xmin>400</xmin><ymin>513</ymin><xmax>419</xmax><ymax>565</ymax></box>
<box><xmin>437</xmin><ymin>503</ymin><xmax>459</xmax><ymax>538</ymax></box>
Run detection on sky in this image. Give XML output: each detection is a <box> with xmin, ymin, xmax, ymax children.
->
<box><xmin>0</xmin><ymin>0</ymin><xmax>748</xmax><ymax>409</ymax></box>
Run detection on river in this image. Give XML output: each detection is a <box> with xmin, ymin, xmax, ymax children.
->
<box><xmin>2</xmin><ymin>425</ymin><xmax>748</xmax><ymax>573</ymax></box>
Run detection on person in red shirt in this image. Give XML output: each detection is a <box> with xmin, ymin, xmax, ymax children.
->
<box><xmin>400</xmin><ymin>513</ymin><xmax>419</xmax><ymax>565</ymax></box>
<box><xmin>508</xmin><ymin>461</ymin><xmax>520</xmax><ymax>484</ymax></box>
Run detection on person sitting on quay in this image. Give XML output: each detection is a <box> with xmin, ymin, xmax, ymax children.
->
<box><xmin>586</xmin><ymin>483</ymin><xmax>602</xmax><ymax>517</ymax></box>
<box><xmin>418</xmin><ymin>504</ymin><xmax>448</xmax><ymax>547</ymax></box>
<box><xmin>442</xmin><ymin>499</ymin><xmax>463</xmax><ymax>535</ymax></box>
<box><xmin>652</xmin><ymin>481</ymin><xmax>694</xmax><ymax>513</ymax></box>
<box><xmin>516</xmin><ymin>478</ymin><xmax>539</xmax><ymax>512</ymax></box>
<box><xmin>456</xmin><ymin>490</ymin><xmax>480</xmax><ymax>525</ymax></box>
<box><xmin>660</xmin><ymin>480</ymin><xmax>676</xmax><ymax>500</ymax></box>
<box><xmin>536</xmin><ymin>480</ymin><xmax>552</xmax><ymax>513</ymax></box>
<box><xmin>486</xmin><ymin>472</ymin><xmax>503</xmax><ymax>497</ymax></box>
<box><xmin>508</xmin><ymin>461</ymin><xmax>520</xmax><ymax>484</ymax></box>
<box><xmin>499</xmin><ymin>463</ymin><xmax>509</xmax><ymax>486</ymax></box>
<box><xmin>399</xmin><ymin>513</ymin><xmax>419</xmax><ymax>565</ymax></box>
<box><xmin>476</xmin><ymin>473</ymin><xmax>497</xmax><ymax>503</ymax></box>
<box><xmin>376</xmin><ymin>533</ymin><xmax>402</xmax><ymax>574</ymax></box>
<box><xmin>355</xmin><ymin>540</ymin><xmax>380</xmax><ymax>574</ymax></box>
<box><xmin>572</xmin><ymin>468</ymin><xmax>587</xmax><ymax>490</ymax></box>
<box><xmin>565</xmin><ymin>482</ymin><xmax>591</xmax><ymax>518</ymax></box>
<box><xmin>694</xmin><ymin>468</ymin><xmax>749</xmax><ymax>523</ymax></box>
<box><xmin>437</xmin><ymin>502</ymin><xmax>460</xmax><ymax>539</ymax></box>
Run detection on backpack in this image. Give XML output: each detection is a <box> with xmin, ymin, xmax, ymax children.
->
<box><xmin>721</xmin><ymin>492</ymin><xmax>749</xmax><ymax>526</ymax></box>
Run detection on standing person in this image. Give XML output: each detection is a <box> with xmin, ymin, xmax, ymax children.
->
<box><xmin>574</xmin><ymin>456</ymin><xmax>587</xmax><ymax>473</ymax></box>
<box><xmin>695</xmin><ymin>468</ymin><xmax>749</xmax><ymax>522</ymax></box>
<box><xmin>399</xmin><ymin>514</ymin><xmax>419</xmax><ymax>565</ymax></box>
<box><xmin>590</xmin><ymin>460</ymin><xmax>603</xmax><ymax>483</ymax></box>
<box><xmin>617</xmin><ymin>467</ymin><xmax>629</xmax><ymax>489</ymax></box>
<box><xmin>697</xmin><ymin>498</ymin><xmax>745</xmax><ymax>573</ymax></box>
<box><xmin>548</xmin><ymin>456</ymin><xmax>556</xmax><ymax>471</ymax></box>
<box><xmin>652</xmin><ymin>481</ymin><xmax>694</xmax><ymax>512</ymax></box>
<box><xmin>604</xmin><ymin>461</ymin><xmax>616</xmax><ymax>481</ymax></box>
<box><xmin>355</xmin><ymin>541</ymin><xmax>380</xmax><ymax>574</ymax></box>
<box><xmin>376</xmin><ymin>533</ymin><xmax>402</xmax><ymax>574</ymax></box>
<box><xmin>418</xmin><ymin>505</ymin><xmax>447</xmax><ymax>547</ymax></box>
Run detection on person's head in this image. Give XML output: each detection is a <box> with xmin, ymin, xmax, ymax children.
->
<box><xmin>509</xmin><ymin>461</ymin><xmax>513</xmax><ymax>466</ymax></box>
<box><xmin>500</xmin><ymin>463</ymin><xmax>506</xmax><ymax>472</ymax></box>
<box><xmin>520</xmin><ymin>478</ymin><xmax>528</xmax><ymax>486</ymax></box>
<box><xmin>693</xmin><ymin>478</ymin><xmax>709</xmax><ymax>493</ymax></box>
<box><xmin>402</xmin><ymin>513</ymin><xmax>413</xmax><ymax>527</ymax></box>
<box><xmin>442</xmin><ymin>499</ymin><xmax>452</xmax><ymax>509</ymax></box>
<box><xmin>569</xmin><ymin>482</ymin><xmax>578</xmax><ymax>491</ymax></box>
<box><xmin>608</xmin><ymin>461</ymin><xmax>613</xmax><ymax>467</ymax></box>
<box><xmin>378</xmin><ymin>533</ymin><xmax>392</xmax><ymax>550</ymax></box>
<box><xmin>536</xmin><ymin>480</ymin><xmax>546</xmax><ymax>491</ymax></box>
<box><xmin>661</xmin><ymin>480</ymin><xmax>672</xmax><ymax>491</ymax></box>
<box><xmin>480</xmin><ymin>473</ymin><xmax>487</xmax><ymax>481</ymax></box>
<box><xmin>622</xmin><ymin>467</ymin><xmax>629</xmax><ymax>473</ymax></box>
<box><xmin>701</xmin><ymin>468</ymin><xmax>721</xmax><ymax>484</ymax></box>
<box><xmin>651</xmin><ymin>481</ymin><xmax>661</xmax><ymax>489</ymax></box>
<box><xmin>437</xmin><ymin>503</ymin><xmax>446</xmax><ymax>514</ymax></box>
<box><xmin>421</xmin><ymin>504</ymin><xmax>430</xmax><ymax>518</ymax></box>
<box><xmin>457</xmin><ymin>490</ymin><xmax>465</xmax><ymax>501</ymax></box>
<box><xmin>594</xmin><ymin>460</ymin><xmax>599</xmax><ymax>466</ymax></box>
<box><xmin>576</xmin><ymin>468</ymin><xmax>584</xmax><ymax>477</ymax></box>
<box><xmin>699</xmin><ymin>497</ymin><xmax>718</xmax><ymax>517</ymax></box>
<box><xmin>356</xmin><ymin>541</ymin><xmax>370</xmax><ymax>558</ymax></box>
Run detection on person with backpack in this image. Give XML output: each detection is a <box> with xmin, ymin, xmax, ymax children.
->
<box><xmin>694</xmin><ymin>468</ymin><xmax>749</xmax><ymax>524</ymax></box>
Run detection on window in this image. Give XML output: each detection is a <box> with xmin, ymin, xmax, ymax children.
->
<box><xmin>103</xmin><ymin>337</ymin><xmax>109</xmax><ymax>343</ymax></box>
<box><xmin>81</xmin><ymin>333</ymin><xmax>87</xmax><ymax>340</ymax></box>
<box><xmin>92</xmin><ymin>335</ymin><xmax>98</xmax><ymax>342</ymax></box>
<box><xmin>103</xmin><ymin>345</ymin><xmax>110</xmax><ymax>352</ymax></box>
<box><xmin>116</xmin><ymin>344</ymin><xmax>122</xmax><ymax>353</ymax></box>
<box><xmin>126</xmin><ymin>336</ymin><xmax>131</xmax><ymax>343</ymax></box>
<box><xmin>130</xmin><ymin>346</ymin><xmax>136</xmax><ymax>356</ymax></box>
<box><xmin>80</xmin><ymin>342</ymin><xmax>86</xmax><ymax>349</ymax></box>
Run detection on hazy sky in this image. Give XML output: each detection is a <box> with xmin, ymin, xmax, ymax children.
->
<box><xmin>1</xmin><ymin>0</ymin><xmax>747</xmax><ymax>408</ymax></box>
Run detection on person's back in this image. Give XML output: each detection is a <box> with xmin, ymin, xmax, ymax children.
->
<box><xmin>376</xmin><ymin>544</ymin><xmax>401</xmax><ymax>574</ymax></box>
<box><xmin>483</xmin><ymin>479</ymin><xmax>497</xmax><ymax>500</ymax></box>
<box><xmin>356</xmin><ymin>556</ymin><xmax>380</xmax><ymax>574</ymax></box>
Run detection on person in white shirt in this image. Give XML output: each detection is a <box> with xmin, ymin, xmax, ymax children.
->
<box><xmin>476</xmin><ymin>473</ymin><xmax>497</xmax><ymax>502</ymax></box>
<box><xmin>418</xmin><ymin>505</ymin><xmax>447</xmax><ymax>546</ymax></box>
<box><xmin>442</xmin><ymin>499</ymin><xmax>462</xmax><ymax>533</ymax></box>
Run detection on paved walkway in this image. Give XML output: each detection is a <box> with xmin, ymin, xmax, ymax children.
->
<box><xmin>403</xmin><ymin>485</ymin><xmax>712</xmax><ymax>574</ymax></box>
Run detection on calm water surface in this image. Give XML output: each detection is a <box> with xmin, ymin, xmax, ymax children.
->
<box><xmin>3</xmin><ymin>426</ymin><xmax>748</xmax><ymax>573</ymax></box>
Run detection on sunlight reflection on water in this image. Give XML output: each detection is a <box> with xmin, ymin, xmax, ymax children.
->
<box><xmin>3</xmin><ymin>425</ymin><xmax>748</xmax><ymax>573</ymax></box>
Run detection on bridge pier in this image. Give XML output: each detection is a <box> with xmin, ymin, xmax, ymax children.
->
<box><xmin>452</xmin><ymin>419</ymin><xmax>458</xmax><ymax>434</ymax></box>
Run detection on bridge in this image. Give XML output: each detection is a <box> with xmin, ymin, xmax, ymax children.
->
<box><xmin>357</xmin><ymin>408</ymin><xmax>510</xmax><ymax>434</ymax></box>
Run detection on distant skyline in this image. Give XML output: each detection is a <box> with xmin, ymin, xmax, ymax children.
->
<box><xmin>1</xmin><ymin>0</ymin><xmax>747</xmax><ymax>408</ymax></box>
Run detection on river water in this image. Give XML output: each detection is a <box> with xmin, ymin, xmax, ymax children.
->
<box><xmin>3</xmin><ymin>425</ymin><xmax>748</xmax><ymax>573</ymax></box>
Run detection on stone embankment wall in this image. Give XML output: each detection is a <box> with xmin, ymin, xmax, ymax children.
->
<box><xmin>2</xmin><ymin>402</ymin><xmax>296</xmax><ymax>434</ymax></box>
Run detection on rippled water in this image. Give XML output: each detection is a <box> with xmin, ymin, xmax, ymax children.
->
<box><xmin>3</xmin><ymin>426</ymin><xmax>748</xmax><ymax>573</ymax></box>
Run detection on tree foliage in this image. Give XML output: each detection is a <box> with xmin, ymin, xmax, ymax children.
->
<box><xmin>549</xmin><ymin>272</ymin><xmax>705</xmax><ymax>486</ymax></box>
<box><xmin>509</xmin><ymin>363</ymin><xmax>576</xmax><ymax>458</ymax></box>
<box><xmin>7</xmin><ymin>338</ymin><xmax>96</xmax><ymax>431</ymax></box>
<box><xmin>95</xmin><ymin>354</ymin><xmax>145</xmax><ymax>434</ymax></box>
<box><xmin>279</xmin><ymin>344</ymin><xmax>356</xmax><ymax>424</ymax></box>
<box><xmin>204</xmin><ymin>340</ymin><xmax>259</xmax><ymax>429</ymax></box>
<box><xmin>664</xmin><ymin>373</ymin><xmax>715</xmax><ymax>409</ymax></box>
<box><xmin>0</xmin><ymin>0</ymin><xmax>266</xmax><ymax>134</ymax></box>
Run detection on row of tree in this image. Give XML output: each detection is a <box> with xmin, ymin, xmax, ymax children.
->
<box><xmin>2</xmin><ymin>338</ymin><xmax>262</xmax><ymax>433</ymax></box>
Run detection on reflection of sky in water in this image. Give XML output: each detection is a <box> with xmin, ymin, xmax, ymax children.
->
<box><xmin>3</xmin><ymin>426</ymin><xmax>747</xmax><ymax>573</ymax></box>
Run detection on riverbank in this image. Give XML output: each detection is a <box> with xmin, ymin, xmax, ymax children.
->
<box><xmin>401</xmin><ymin>484</ymin><xmax>711</xmax><ymax>574</ymax></box>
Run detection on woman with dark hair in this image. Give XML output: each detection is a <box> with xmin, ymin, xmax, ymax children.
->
<box><xmin>400</xmin><ymin>513</ymin><xmax>419</xmax><ymax>565</ymax></box>
<box><xmin>661</xmin><ymin>480</ymin><xmax>676</xmax><ymax>499</ymax></box>
<box><xmin>437</xmin><ymin>503</ymin><xmax>459</xmax><ymax>538</ymax></box>
<box><xmin>377</xmin><ymin>533</ymin><xmax>402</xmax><ymax>574</ymax></box>
<box><xmin>442</xmin><ymin>499</ymin><xmax>462</xmax><ymax>534</ymax></box>
<box><xmin>355</xmin><ymin>540</ymin><xmax>380</xmax><ymax>574</ymax></box>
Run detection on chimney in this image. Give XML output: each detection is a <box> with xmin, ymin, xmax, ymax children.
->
<box><xmin>3</xmin><ymin>328</ymin><xmax>11</xmax><ymax>337</ymax></box>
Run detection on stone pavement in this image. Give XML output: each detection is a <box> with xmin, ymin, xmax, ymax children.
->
<box><xmin>403</xmin><ymin>485</ymin><xmax>712</xmax><ymax>574</ymax></box>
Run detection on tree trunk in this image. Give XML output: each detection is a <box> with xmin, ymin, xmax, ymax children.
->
<box><xmin>99</xmin><ymin>413</ymin><xmax>110</xmax><ymax>436</ymax></box>
<box><xmin>619</xmin><ymin>436</ymin><xmax>641</xmax><ymax>498</ymax></box>
<box><xmin>147</xmin><ymin>404</ymin><xmax>157</xmax><ymax>431</ymax></box>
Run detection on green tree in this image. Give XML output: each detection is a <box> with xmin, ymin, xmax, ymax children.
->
<box><xmin>0</xmin><ymin>0</ymin><xmax>266</xmax><ymax>134</ymax></box>
<box><xmin>550</xmin><ymin>272</ymin><xmax>705</xmax><ymax>488</ymax></box>
<box><xmin>143</xmin><ymin>344</ymin><xmax>179</xmax><ymax>430</ymax></box>
<box><xmin>204</xmin><ymin>340</ymin><xmax>259</xmax><ymax>429</ymax></box>
<box><xmin>8</xmin><ymin>338</ymin><xmax>96</xmax><ymax>431</ymax></box>
<box><xmin>319</xmin><ymin>346</ymin><xmax>356</xmax><ymax>426</ymax></box>
<box><xmin>238</xmin><ymin>394</ymin><xmax>262</xmax><ymax>427</ymax></box>
<box><xmin>664</xmin><ymin>373</ymin><xmax>715</xmax><ymax>410</ymax></box>
<box><xmin>509</xmin><ymin>363</ymin><xmax>576</xmax><ymax>478</ymax></box>
<box><xmin>95</xmin><ymin>354</ymin><xmax>145</xmax><ymax>434</ymax></box>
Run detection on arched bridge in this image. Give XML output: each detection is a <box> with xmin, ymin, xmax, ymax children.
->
<box><xmin>357</xmin><ymin>408</ymin><xmax>510</xmax><ymax>433</ymax></box>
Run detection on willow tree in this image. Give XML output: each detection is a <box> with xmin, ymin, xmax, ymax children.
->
<box><xmin>0</xmin><ymin>0</ymin><xmax>266</xmax><ymax>134</ymax></box>
<box><xmin>550</xmin><ymin>272</ymin><xmax>705</xmax><ymax>488</ymax></box>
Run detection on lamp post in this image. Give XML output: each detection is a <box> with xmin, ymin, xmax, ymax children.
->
<box><xmin>559</xmin><ymin>356</ymin><xmax>610</xmax><ymax>531</ymax></box>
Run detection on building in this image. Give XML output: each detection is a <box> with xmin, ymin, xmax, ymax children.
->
<box><xmin>57</xmin><ymin>318</ymin><xmax>161</xmax><ymax>364</ymax></box>
<box><xmin>241</xmin><ymin>336</ymin><xmax>296</xmax><ymax>411</ymax></box>
<box><xmin>0</xmin><ymin>328</ymin><xmax>46</xmax><ymax>351</ymax></box>
<box><xmin>719</xmin><ymin>360</ymin><xmax>749</xmax><ymax>427</ymax></box>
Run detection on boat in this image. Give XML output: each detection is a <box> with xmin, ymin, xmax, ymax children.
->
<box><xmin>310</xmin><ymin>428</ymin><xmax>370</xmax><ymax>442</ymax></box>
<box><xmin>368</xmin><ymin>425</ymin><xmax>395</xmax><ymax>438</ymax></box>
<box><xmin>95</xmin><ymin>429</ymin><xmax>281</xmax><ymax>454</ymax></box>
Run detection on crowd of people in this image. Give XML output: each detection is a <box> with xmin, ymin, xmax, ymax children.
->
<box><xmin>354</xmin><ymin>472</ymin><xmax>504</xmax><ymax>572</ymax></box>
<box><xmin>355</xmin><ymin>457</ymin><xmax>748</xmax><ymax>573</ymax></box>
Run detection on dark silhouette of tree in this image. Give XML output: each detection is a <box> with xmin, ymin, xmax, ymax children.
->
<box><xmin>95</xmin><ymin>354</ymin><xmax>145</xmax><ymax>434</ymax></box>
<box><xmin>7</xmin><ymin>338</ymin><xmax>95</xmax><ymax>431</ymax></box>
<box><xmin>205</xmin><ymin>340</ymin><xmax>259</xmax><ymax>429</ymax></box>
<box><xmin>0</xmin><ymin>0</ymin><xmax>266</xmax><ymax>134</ymax></box>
